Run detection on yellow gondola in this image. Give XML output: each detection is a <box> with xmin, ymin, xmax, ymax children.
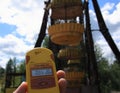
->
<box><xmin>50</xmin><ymin>0</ymin><xmax>83</xmax><ymax>19</ymax></box>
<box><xmin>57</xmin><ymin>47</ymin><xmax>81</xmax><ymax>60</ymax></box>
<box><xmin>48</xmin><ymin>23</ymin><xmax>84</xmax><ymax>45</ymax></box>
<box><xmin>65</xmin><ymin>72</ymin><xmax>84</xmax><ymax>87</ymax></box>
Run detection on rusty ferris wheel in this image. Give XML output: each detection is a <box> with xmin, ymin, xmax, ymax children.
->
<box><xmin>4</xmin><ymin>0</ymin><xmax>120</xmax><ymax>93</ymax></box>
<box><xmin>34</xmin><ymin>0</ymin><xmax>120</xmax><ymax>93</ymax></box>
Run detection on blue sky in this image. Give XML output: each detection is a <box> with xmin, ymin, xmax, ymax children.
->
<box><xmin>0</xmin><ymin>0</ymin><xmax>120</xmax><ymax>68</ymax></box>
<box><xmin>0</xmin><ymin>23</ymin><xmax>16</xmax><ymax>36</ymax></box>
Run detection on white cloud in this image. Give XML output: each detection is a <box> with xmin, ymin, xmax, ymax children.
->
<box><xmin>0</xmin><ymin>34</ymin><xmax>32</xmax><ymax>54</ymax></box>
<box><xmin>0</xmin><ymin>0</ymin><xmax>45</xmax><ymax>68</ymax></box>
<box><xmin>0</xmin><ymin>34</ymin><xmax>34</xmax><ymax>68</ymax></box>
<box><xmin>96</xmin><ymin>36</ymin><xmax>114</xmax><ymax>57</ymax></box>
<box><xmin>112</xmin><ymin>27</ymin><xmax>120</xmax><ymax>49</ymax></box>
<box><xmin>101</xmin><ymin>2</ymin><xmax>120</xmax><ymax>51</ymax></box>
<box><xmin>90</xmin><ymin>2</ymin><xmax>120</xmax><ymax>62</ymax></box>
<box><xmin>0</xmin><ymin>0</ymin><xmax>45</xmax><ymax>43</ymax></box>
<box><xmin>102</xmin><ymin>2</ymin><xmax>120</xmax><ymax>25</ymax></box>
<box><xmin>101</xmin><ymin>2</ymin><xmax>114</xmax><ymax>12</ymax></box>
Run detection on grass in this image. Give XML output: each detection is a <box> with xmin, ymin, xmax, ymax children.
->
<box><xmin>0</xmin><ymin>75</ymin><xmax>23</xmax><ymax>93</ymax></box>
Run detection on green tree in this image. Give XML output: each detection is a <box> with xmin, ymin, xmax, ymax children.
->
<box><xmin>5</xmin><ymin>58</ymin><xmax>17</xmax><ymax>87</ymax></box>
<box><xmin>13</xmin><ymin>61</ymin><xmax>26</xmax><ymax>86</ymax></box>
<box><xmin>6</xmin><ymin>58</ymin><xmax>14</xmax><ymax>74</ymax></box>
<box><xmin>0</xmin><ymin>66</ymin><xmax>5</xmax><ymax>78</ymax></box>
<box><xmin>94</xmin><ymin>44</ymin><xmax>111</xmax><ymax>93</ymax></box>
<box><xmin>94</xmin><ymin>44</ymin><xmax>104</xmax><ymax>62</ymax></box>
<box><xmin>18</xmin><ymin>61</ymin><xmax>26</xmax><ymax>73</ymax></box>
<box><xmin>5</xmin><ymin>58</ymin><xmax>14</xmax><ymax>87</ymax></box>
<box><xmin>0</xmin><ymin>66</ymin><xmax>5</xmax><ymax>89</ymax></box>
<box><xmin>42</xmin><ymin>36</ymin><xmax>49</xmax><ymax>48</ymax></box>
<box><xmin>95</xmin><ymin>44</ymin><xmax>120</xmax><ymax>92</ymax></box>
<box><xmin>98</xmin><ymin>59</ymin><xmax>111</xmax><ymax>93</ymax></box>
<box><xmin>109</xmin><ymin>62</ymin><xmax>120</xmax><ymax>91</ymax></box>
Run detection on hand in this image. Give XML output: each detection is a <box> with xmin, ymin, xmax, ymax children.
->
<box><xmin>13</xmin><ymin>70</ymin><xmax>66</xmax><ymax>93</ymax></box>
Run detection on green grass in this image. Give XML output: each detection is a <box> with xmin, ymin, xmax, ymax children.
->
<box><xmin>0</xmin><ymin>75</ymin><xmax>23</xmax><ymax>93</ymax></box>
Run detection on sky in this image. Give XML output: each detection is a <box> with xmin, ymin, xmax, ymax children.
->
<box><xmin>0</xmin><ymin>0</ymin><xmax>120</xmax><ymax>68</ymax></box>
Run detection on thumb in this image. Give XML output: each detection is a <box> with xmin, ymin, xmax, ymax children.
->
<box><xmin>13</xmin><ymin>82</ymin><xmax>27</xmax><ymax>93</ymax></box>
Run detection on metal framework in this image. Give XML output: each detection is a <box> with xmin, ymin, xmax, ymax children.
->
<box><xmin>34</xmin><ymin>0</ymin><xmax>120</xmax><ymax>93</ymax></box>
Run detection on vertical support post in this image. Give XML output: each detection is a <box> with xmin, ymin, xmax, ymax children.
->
<box><xmin>34</xmin><ymin>0</ymin><xmax>51</xmax><ymax>47</ymax></box>
<box><xmin>84</xmin><ymin>0</ymin><xmax>101</xmax><ymax>93</ymax></box>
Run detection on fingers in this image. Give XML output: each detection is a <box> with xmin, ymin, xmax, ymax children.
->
<box><xmin>57</xmin><ymin>70</ymin><xmax>67</xmax><ymax>93</ymax></box>
<box><xmin>57</xmin><ymin>70</ymin><xmax>66</xmax><ymax>79</ymax></box>
<box><xmin>13</xmin><ymin>82</ymin><xmax>27</xmax><ymax>93</ymax></box>
<box><xmin>59</xmin><ymin>78</ymin><xmax>67</xmax><ymax>93</ymax></box>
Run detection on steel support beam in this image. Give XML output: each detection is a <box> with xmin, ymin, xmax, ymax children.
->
<box><xmin>84</xmin><ymin>0</ymin><xmax>101</xmax><ymax>92</ymax></box>
<box><xmin>35</xmin><ymin>0</ymin><xmax>51</xmax><ymax>47</ymax></box>
<box><xmin>92</xmin><ymin>0</ymin><xmax>120</xmax><ymax>62</ymax></box>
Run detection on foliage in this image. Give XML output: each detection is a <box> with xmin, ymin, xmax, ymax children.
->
<box><xmin>17</xmin><ymin>61</ymin><xmax>26</xmax><ymax>73</ymax></box>
<box><xmin>5</xmin><ymin>58</ymin><xmax>15</xmax><ymax>87</ymax></box>
<box><xmin>95</xmin><ymin>44</ymin><xmax>120</xmax><ymax>93</ymax></box>
<box><xmin>110</xmin><ymin>63</ymin><xmax>120</xmax><ymax>91</ymax></box>
<box><xmin>0</xmin><ymin>66</ymin><xmax>5</xmax><ymax>93</ymax></box>
<box><xmin>5</xmin><ymin>58</ymin><xmax>26</xmax><ymax>88</ymax></box>
<box><xmin>6</xmin><ymin>58</ymin><xmax>15</xmax><ymax>74</ymax></box>
<box><xmin>0</xmin><ymin>66</ymin><xmax>5</xmax><ymax>78</ymax></box>
<box><xmin>42</xmin><ymin>36</ymin><xmax>49</xmax><ymax>48</ymax></box>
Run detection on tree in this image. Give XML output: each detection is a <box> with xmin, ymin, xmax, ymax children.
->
<box><xmin>6</xmin><ymin>58</ymin><xmax>14</xmax><ymax>74</ymax></box>
<box><xmin>98</xmin><ymin>59</ymin><xmax>111</xmax><ymax>93</ymax></box>
<box><xmin>42</xmin><ymin>36</ymin><xmax>49</xmax><ymax>48</ymax></box>
<box><xmin>94</xmin><ymin>44</ymin><xmax>104</xmax><ymax>62</ymax></box>
<box><xmin>5</xmin><ymin>58</ymin><xmax>16</xmax><ymax>87</ymax></box>
<box><xmin>18</xmin><ymin>61</ymin><xmax>26</xmax><ymax>73</ymax></box>
<box><xmin>0</xmin><ymin>66</ymin><xmax>5</xmax><ymax>93</ymax></box>
<box><xmin>109</xmin><ymin>62</ymin><xmax>120</xmax><ymax>91</ymax></box>
<box><xmin>5</xmin><ymin>58</ymin><xmax>14</xmax><ymax>87</ymax></box>
<box><xmin>0</xmin><ymin>66</ymin><xmax>5</xmax><ymax>78</ymax></box>
<box><xmin>94</xmin><ymin>44</ymin><xmax>111</xmax><ymax>93</ymax></box>
<box><xmin>94</xmin><ymin>44</ymin><xmax>120</xmax><ymax>92</ymax></box>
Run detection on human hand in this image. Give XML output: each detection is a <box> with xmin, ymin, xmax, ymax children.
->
<box><xmin>13</xmin><ymin>70</ymin><xmax>66</xmax><ymax>93</ymax></box>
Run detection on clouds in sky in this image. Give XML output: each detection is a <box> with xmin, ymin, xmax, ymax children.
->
<box><xmin>0</xmin><ymin>0</ymin><xmax>45</xmax><ymax>67</ymax></box>
<box><xmin>90</xmin><ymin>2</ymin><xmax>120</xmax><ymax>61</ymax></box>
<box><xmin>0</xmin><ymin>0</ymin><xmax>120</xmax><ymax>68</ymax></box>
